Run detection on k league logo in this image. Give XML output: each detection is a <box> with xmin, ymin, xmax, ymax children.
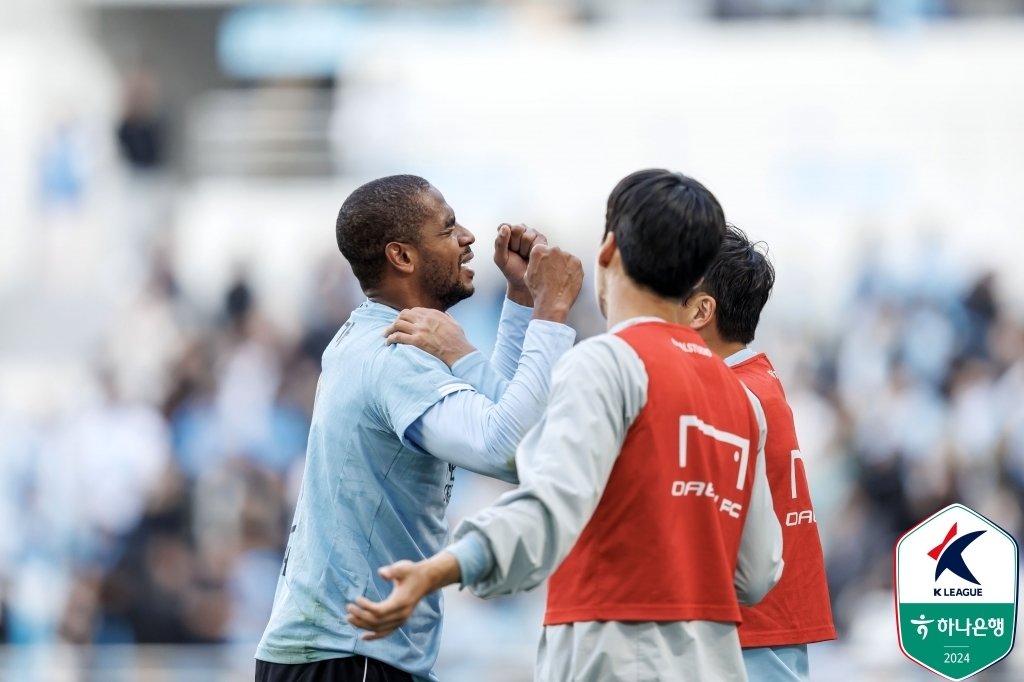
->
<box><xmin>930</xmin><ymin>523</ymin><xmax>984</xmax><ymax>589</ymax></box>
<box><xmin>895</xmin><ymin>504</ymin><xmax>1019</xmax><ymax>681</ymax></box>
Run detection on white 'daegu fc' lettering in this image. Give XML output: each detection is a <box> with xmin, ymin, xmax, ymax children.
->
<box><xmin>669</xmin><ymin>480</ymin><xmax>742</xmax><ymax>518</ymax></box>
<box><xmin>786</xmin><ymin>509</ymin><xmax>816</xmax><ymax>526</ymax></box>
<box><xmin>670</xmin><ymin>480</ymin><xmax>716</xmax><ymax>497</ymax></box>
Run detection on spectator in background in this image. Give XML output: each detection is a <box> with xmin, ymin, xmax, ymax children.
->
<box><xmin>116</xmin><ymin>68</ymin><xmax>165</xmax><ymax>172</ymax></box>
<box><xmin>963</xmin><ymin>272</ymin><xmax>999</xmax><ymax>359</ymax></box>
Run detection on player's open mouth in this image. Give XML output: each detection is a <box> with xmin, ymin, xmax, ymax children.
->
<box><xmin>460</xmin><ymin>252</ymin><xmax>474</xmax><ymax>275</ymax></box>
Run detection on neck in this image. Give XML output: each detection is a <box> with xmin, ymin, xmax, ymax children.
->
<box><xmin>365</xmin><ymin>284</ymin><xmax>440</xmax><ymax>312</ymax></box>
<box><xmin>705</xmin><ymin>337</ymin><xmax>748</xmax><ymax>361</ymax></box>
<box><xmin>604</xmin><ymin>275</ymin><xmax>681</xmax><ymax>330</ymax></box>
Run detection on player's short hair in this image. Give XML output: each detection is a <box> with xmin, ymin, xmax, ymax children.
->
<box><xmin>695</xmin><ymin>225</ymin><xmax>775</xmax><ymax>345</ymax></box>
<box><xmin>336</xmin><ymin>175</ymin><xmax>433</xmax><ymax>290</ymax></box>
<box><xmin>605</xmin><ymin>169</ymin><xmax>725</xmax><ymax>299</ymax></box>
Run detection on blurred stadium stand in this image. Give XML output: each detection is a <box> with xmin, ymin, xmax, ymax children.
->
<box><xmin>1</xmin><ymin>1</ymin><xmax>1024</xmax><ymax>680</ymax></box>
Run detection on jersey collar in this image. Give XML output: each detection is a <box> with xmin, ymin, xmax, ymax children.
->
<box><xmin>723</xmin><ymin>347</ymin><xmax>758</xmax><ymax>368</ymax></box>
<box><xmin>608</xmin><ymin>316</ymin><xmax>670</xmax><ymax>334</ymax></box>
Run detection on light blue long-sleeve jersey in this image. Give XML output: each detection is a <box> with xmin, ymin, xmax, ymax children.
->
<box><xmin>256</xmin><ymin>298</ymin><xmax>574</xmax><ymax>681</ymax></box>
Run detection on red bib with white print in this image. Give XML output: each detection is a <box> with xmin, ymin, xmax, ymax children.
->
<box><xmin>545</xmin><ymin>322</ymin><xmax>760</xmax><ymax>626</ymax></box>
<box><xmin>732</xmin><ymin>353</ymin><xmax>836</xmax><ymax>647</ymax></box>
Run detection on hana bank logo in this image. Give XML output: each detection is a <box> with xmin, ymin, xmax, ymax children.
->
<box><xmin>929</xmin><ymin>523</ymin><xmax>986</xmax><ymax>587</ymax></box>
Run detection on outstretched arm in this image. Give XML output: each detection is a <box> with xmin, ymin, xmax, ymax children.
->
<box><xmin>346</xmin><ymin>553</ymin><xmax>462</xmax><ymax>641</ymax></box>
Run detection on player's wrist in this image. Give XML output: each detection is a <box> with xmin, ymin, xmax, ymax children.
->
<box><xmin>506</xmin><ymin>283</ymin><xmax>533</xmax><ymax>308</ymax></box>
<box><xmin>424</xmin><ymin>552</ymin><xmax>462</xmax><ymax>591</ymax></box>
<box><xmin>531</xmin><ymin>300</ymin><xmax>571</xmax><ymax>324</ymax></box>
<box><xmin>440</xmin><ymin>342</ymin><xmax>475</xmax><ymax>368</ymax></box>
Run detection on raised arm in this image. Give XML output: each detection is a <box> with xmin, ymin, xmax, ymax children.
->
<box><xmin>491</xmin><ymin>223</ymin><xmax>545</xmax><ymax>379</ymax></box>
<box><xmin>384</xmin><ymin>224</ymin><xmax>573</xmax><ymax>399</ymax></box>
<box><xmin>402</xmin><ymin>246</ymin><xmax>581</xmax><ymax>481</ymax></box>
<box><xmin>404</xmin><ymin>317</ymin><xmax>575</xmax><ymax>483</ymax></box>
<box><xmin>382</xmin><ymin>301</ymin><xmax>533</xmax><ymax>403</ymax></box>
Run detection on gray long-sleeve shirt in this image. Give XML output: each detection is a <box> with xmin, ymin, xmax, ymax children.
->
<box><xmin>447</xmin><ymin>318</ymin><xmax>784</xmax><ymax>682</ymax></box>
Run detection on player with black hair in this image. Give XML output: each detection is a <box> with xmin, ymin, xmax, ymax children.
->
<box><xmin>683</xmin><ymin>225</ymin><xmax>776</xmax><ymax>346</ymax></box>
<box><xmin>681</xmin><ymin>226</ymin><xmax>835</xmax><ymax>682</ymax></box>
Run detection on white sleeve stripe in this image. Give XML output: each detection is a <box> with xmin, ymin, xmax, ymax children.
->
<box><xmin>439</xmin><ymin>382</ymin><xmax>474</xmax><ymax>398</ymax></box>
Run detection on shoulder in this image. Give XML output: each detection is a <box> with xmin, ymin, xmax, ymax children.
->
<box><xmin>732</xmin><ymin>354</ymin><xmax>778</xmax><ymax>392</ymax></box>
<box><xmin>734</xmin><ymin>356</ymin><xmax>791</xmax><ymax>411</ymax></box>
<box><xmin>552</xmin><ymin>334</ymin><xmax>649</xmax><ymax>413</ymax></box>
<box><xmin>364</xmin><ymin>335</ymin><xmax>451</xmax><ymax>378</ymax></box>
<box><xmin>327</xmin><ymin>322</ymin><xmax>459</xmax><ymax>404</ymax></box>
<box><xmin>558</xmin><ymin>333</ymin><xmax>644</xmax><ymax>375</ymax></box>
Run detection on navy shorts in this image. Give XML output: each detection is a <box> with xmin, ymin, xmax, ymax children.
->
<box><xmin>255</xmin><ymin>656</ymin><xmax>415</xmax><ymax>682</ymax></box>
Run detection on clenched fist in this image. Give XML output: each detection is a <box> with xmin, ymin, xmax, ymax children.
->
<box><xmin>494</xmin><ymin>223</ymin><xmax>547</xmax><ymax>307</ymax></box>
<box><xmin>525</xmin><ymin>244</ymin><xmax>584</xmax><ymax>324</ymax></box>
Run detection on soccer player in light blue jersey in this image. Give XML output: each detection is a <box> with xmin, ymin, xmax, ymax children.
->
<box><xmin>255</xmin><ymin>175</ymin><xmax>582</xmax><ymax>682</ymax></box>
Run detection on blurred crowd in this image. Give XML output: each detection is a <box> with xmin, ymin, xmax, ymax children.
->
<box><xmin>0</xmin><ymin>245</ymin><xmax>356</xmax><ymax>649</ymax></box>
<box><xmin>782</xmin><ymin>246</ymin><xmax>1024</xmax><ymax>633</ymax></box>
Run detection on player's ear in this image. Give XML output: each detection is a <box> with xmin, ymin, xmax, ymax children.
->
<box><xmin>597</xmin><ymin>231</ymin><xmax>616</xmax><ymax>268</ymax></box>
<box><xmin>384</xmin><ymin>241</ymin><xmax>416</xmax><ymax>275</ymax></box>
<box><xmin>690</xmin><ymin>294</ymin><xmax>717</xmax><ymax>331</ymax></box>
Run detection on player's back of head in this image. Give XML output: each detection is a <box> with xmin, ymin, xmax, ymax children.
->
<box><xmin>696</xmin><ymin>225</ymin><xmax>775</xmax><ymax>344</ymax></box>
<box><xmin>336</xmin><ymin>174</ymin><xmax>433</xmax><ymax>290</ymax></box>
<box><xmin>605</xmin><ymin>169</ymin><xmax>725</xmax><ymax>299</ymax></box>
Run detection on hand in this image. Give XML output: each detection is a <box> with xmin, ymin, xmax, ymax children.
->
<box><xmin>384</xmin><ymin>308</ymin><xmax>476</xmax><ymax>367</ymax></box>
<box><xmin>493</xmin><ymin>223</ymin><xmax>547</xmax><ymax>306</ymax></box>
<box><xmin>524</xmin><ymin>244</ymin><xmax>584</xmax><ymax>324</ymax></box>
<box><xmin>346</xmin><ymin>553</ymin><xmax>461</xmax><ymax>640</ymax></box>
